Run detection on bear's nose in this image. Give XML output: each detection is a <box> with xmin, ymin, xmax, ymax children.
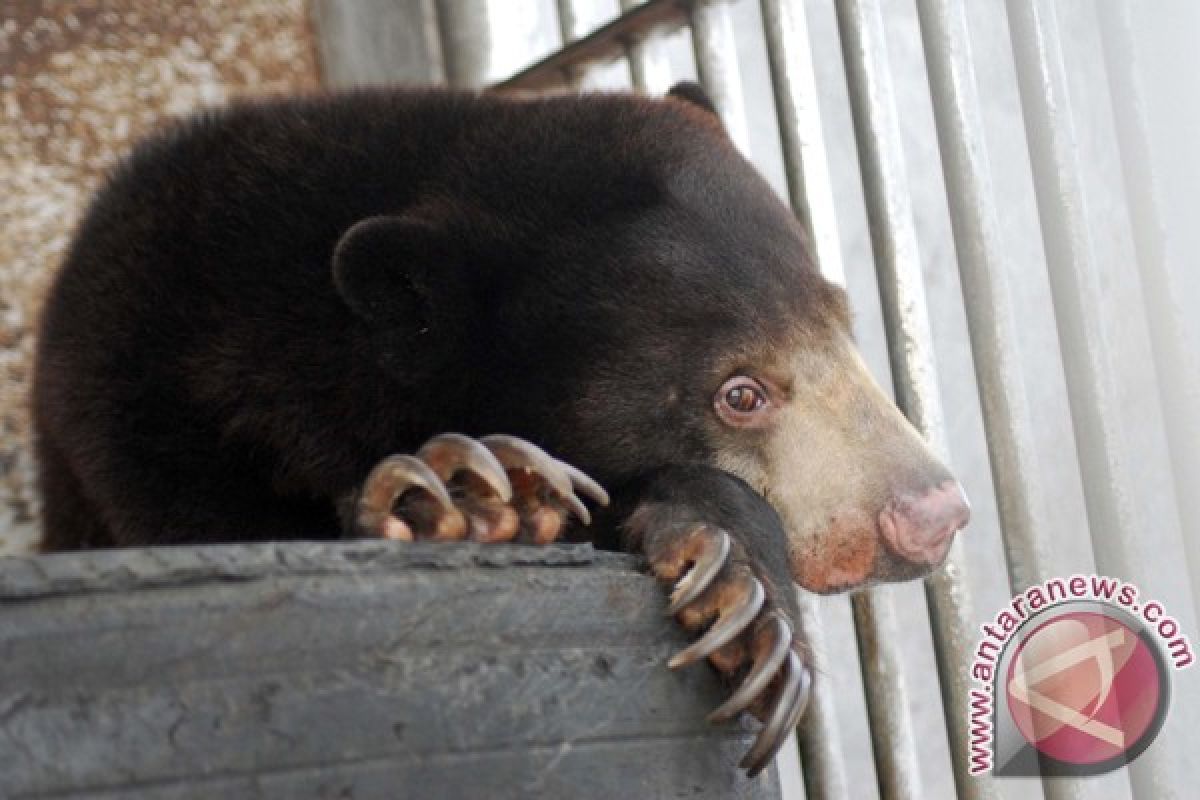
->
<box><xmin>878</xmin><ymin>480</ymin><xmax>970</xmax><ymax>565</ymax></box>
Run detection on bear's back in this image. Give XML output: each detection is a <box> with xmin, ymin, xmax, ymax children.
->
<box><xmin>31</xmin><ymin>88</ymin><xmax>716</xmax><ymax>550</ymax></box>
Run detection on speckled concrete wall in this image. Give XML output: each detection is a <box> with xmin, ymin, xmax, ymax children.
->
<box><xmin>0</xmin><ymin>1</ymin><xmax>319</xmax><ymax>554</ymax></box>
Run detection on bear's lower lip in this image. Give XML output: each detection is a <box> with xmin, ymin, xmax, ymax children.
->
<box><xmin>789</xmin><ymin>519</ymin><xmax>953</xmax><ymax>594</ymax></box>
<box><xmin>806</xmin><ymin>556</ymin><xmax>939</xmax><ymax>594</ymax></box>
<box><xmin>790</xmin><ymin>533</ymin><xmax>880</xmax><ymax>594</ymax></box>
<box><xmin>808</xmin><ymin>577</ymin><xmax>871</xmax><ymax>594</ymax></box>
<box><xmin>820</xmin><ymin>565</ymin><xmax>875</xmax><ymax>592</ymax></box>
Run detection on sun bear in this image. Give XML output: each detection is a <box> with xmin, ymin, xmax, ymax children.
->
<box><xmin>32</xmin><ymin>84</ymin><xmax>970</xmax><ymax>775</ymax></box>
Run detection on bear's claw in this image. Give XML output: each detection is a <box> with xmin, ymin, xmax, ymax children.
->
<box><xmin>354</xmin><ymin>433</ymin><xmax>605</xmax><ymax>544</ymax></box>
<box><xmin>417</xmin><ymin>433</ymin><xmax>513</xmax><ymax>502</ymax></box>
<box><xmin>647</xmin><ymin>521</ymin><xmax>812</xmax><ymax>778</ymax></box>
<box><xmin>739</xmin><ymin>649</ymin><xmax>811</xmax><ymax>774</ymax></box>
<box><xmin>708</xmin><ymin>611</ymin><xmax>792</xmax><ymax>722</ymax></box>
<box><xmin>480</xmin><ymin>434</ymin><xmax>591</xmax><ymax>525</ymax></box>
<box><xmin>668</xmin><ymin>565</ymin><xmax>764</xmax><ymax>668</ymax></box>
<box><xmin>557</xmin><ymin>460</ymin><xmax>610</xmax><ymax>507</ymax></box>
<box><xmin>666</xmin><ymin>527</ymin><xmax>731</xmax><ymax>614</ymax></box>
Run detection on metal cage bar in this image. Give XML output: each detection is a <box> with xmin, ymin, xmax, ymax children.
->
<box><xmin>831</xmin><ymin>1</ymin><xmax>994</xmax><ymax>798</ymax></box>
<box><xmin>759</xmin><ymin>0</ymin><xmax>837</xmax><ymax>276</ymax></box>
<box><xmin>1007</xmin><ymin>3</ymin><xmax>1200</xmax><ymax>798</ymax></box>
<box><xmin>434</xmin><ymin>0</ymin><xmax>496</xmax><ymax>87</ymax></box>
<box><xmin>911</xmin><ymin>2</ymin><xmax>1111</xmax><ymax>798</ymax></box>
<box><xmin>620</xmin><ymin>0</ymin><xmax>672</xmax><ymax>91</ymax></box>
<box><xmin>1093</xmin><ymin>1</ymin><xmax>1200</xmax><ymax>626</ymax></box>
<box><xmin>498</xmin><ymin>0</ymin><xmax>689</xmax><ymax>90</ymax></box>
<box><xmin>688</xmin><ymin>0</ymin><xmax>752</xmax><ymax>153</ymax></box>
<box><xmin>753</xmin><ymin>13</ymin><xmax>870</xmax><ymax>793</ymax></box>
<box><xmin>784</xmin><ymin>4</ymin><xmax>906</xmax><ymax>795</ymax></box>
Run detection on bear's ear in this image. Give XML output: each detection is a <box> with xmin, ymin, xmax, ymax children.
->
<box><xmin>667</xmin><ymin>81</ymin><xmax>719</xmax><ymax>117</ymax></box>
<box><xmin>332</xmin><ymin>214</ymin><xmax>459</xmax><ymax>332</ymax></box>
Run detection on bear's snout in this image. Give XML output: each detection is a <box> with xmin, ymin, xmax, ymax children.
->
<box><xmin>713</xmin><ymin>332</ymin><xmax>977</xmax><ymax>594</ymax></box>
<box><xmin>878</xmin><ymin>479</ymin><xmax>970</xmax><ymax>566</ymax></box>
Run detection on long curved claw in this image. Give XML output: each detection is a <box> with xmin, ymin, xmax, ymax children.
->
<box><xmin>667</xmin><ymin>527</ymin><xmax>731</xmax><ymax>615</ymax></box>
<box><xmin>481</xmin><ymin>435</ymin><xmax>572</xmax><ymax>495</ymax></box>
<box><xmin>480</xmin><ymin>434</ymin><xmax>592</xmax><ymax>524</ymax></box>
<box><xmin>789</xmin><ymin>665</ymin><xmax>813</xmax><ymax>731</ymax></box>
<box><xmin>355</xmin><ymin>455</ymin><xmax>457</xmax><ymax>538</ymax></box>
<box><xmin>556</xmin><ymin>491</ymin><xmax>592</xmax><ymax>526</ymax></box>
<box><xmin>708</xmin><ymin>612</ymin><xmax>792</xmax><ymax>722</ymax></box>
<box><xmin>636</xmin><ymin>501</ymin><xmax>811</xmax><ymax>776</ymax></box>
<box><xmin>417</xmin><ymin>433</ymin><xmax>513</xmax><ymax>502</ymax></box>
<box><xmin>558</xmin><ymin>460</ymin><xmax>610</xmax><ymax>507</ymax></box>
<box><xmin>354</xmin><ymin>435</ymin><xmax>604</xmax><ymax>545</ymax></box>
<box><xmin>669</xmin><ymin>569</ymin><xmax>764</xmax><ymax>669</ymax></box>
<box><xmin>739</xmin><ymin>651</ymin><xmax>810</xmax><ymax>776</ymax></box>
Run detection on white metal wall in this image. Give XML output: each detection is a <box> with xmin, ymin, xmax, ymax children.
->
<box><xmin>312</xmin><ymin>1</ymin><xmax>1200</xmax><ymax>798</ymax></box>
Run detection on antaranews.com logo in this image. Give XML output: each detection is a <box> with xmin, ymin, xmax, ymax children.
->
<box><xmin>967</xmin><ymin>575</ymin><xmax>1193</xmax><ymax>777</ymax></box>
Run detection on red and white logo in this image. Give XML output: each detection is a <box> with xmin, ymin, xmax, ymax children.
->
<box><xmin>1005</xmin><ymin>610</ymin><xmax>1164</xmax><ymax>768</ymax></box>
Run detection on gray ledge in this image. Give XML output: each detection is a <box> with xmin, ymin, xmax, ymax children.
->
<box><xmin>0</xmin><ymin>541</ymin><xmax>781</xmax><ymax>799</ymax></box>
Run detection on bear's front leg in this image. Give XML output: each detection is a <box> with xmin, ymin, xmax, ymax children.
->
<box><xmin>620</xmin><ymin>465</ymin><xmax>813</xmax><ymax>777</ymax></box>
<box><xmin>346</xmin><ymin>433</ymin><xmax>608</xmax><ymax>543</ymax></box>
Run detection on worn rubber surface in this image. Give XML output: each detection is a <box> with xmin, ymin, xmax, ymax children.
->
<box><xmin>0</xmin><ymin>541</ymin><xmax>782</xmax><ymax>799</ymax></box>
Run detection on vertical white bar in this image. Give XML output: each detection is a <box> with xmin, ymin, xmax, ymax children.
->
<box><xmin>728</xmin><ymin>1</ymin><xmax>789</xmax><ymax>200</ymax></box>
<box><xmin>311</xmin><ymin>0</ymin><xmax>446</xmax><ymax>87</ymax></box>
<box><xmin>776</xmin><ymin>730</ymin><xmax>808</xmax><ymax>800</ymax></box>
<box><xmin>910</xmin><ymin>0</ymin><xmax>1099</xmax><ymax>593</ymax></box>
<box><xmin>759</xmin><ymin>0</ymin><xmax>845</xmax><ymax>283</ymax></box>
<box><xmin>435</xmin><ymin>0</ymin><xmax>497</xmax><ymax>86</ymax></box>
<box><xmin>849</xmin><ymin>588</ymin><xmax>930</xmax><ymax>799</ymax></box>
<box><xmin>436</xmin><ymin>0</ymin><xmax>561</xmax><ymax>86</ymax></box>
<box><xmin>688</xmin><ymin>0</ymin><xmax>752</xmax><ymax>155</ymax></box>
<box><xmin>554</xmin><ymin>0</ymin><xmax>585</xmax><ymax>86</ymax></box>
<box><xmin>1095</xmin><ymin>1</ymin><xmax>1200</xmax><ymax>626</ymax></box>
<box><xmin>833</xmin><ymin>1</ymin><xmax>995</xmax><ymax>798</ymax></box>
<box><xmin>753</xmin><ymin>3</ymin><xmax>907</xmax><ymax>797</ymax></box>
<box><xmin>806</xmin><ymin>0</ymin><xmax>959</xmax><ymax>797</ymax></box>
<box><xmin>914</xmin><ymin>0</ymin><xmax>1131</xmax><ymax>797</ymax></box>
<box><xmin>555</xmin><ymin>0</ymin><xmax>618</xmax><ymax>41</ymax></box>
<box><xmin>620</xmin><ymin>0</ymin><xmax>662</xmax><ymax>92</ymax></box>
<box><xmin>687</xmin><ymin>6</ymin><xmax>808</xmax><ymax>797</ymax></box>
<box><xmin>1007</xmin><ymin>2</ymin><xmax>1200</xmax><ymax>798</ymax></box>
<box><xmin>791</xmin><ymin>595</ymin><xmax>860</xmax><ymax>799</ymax></box>
<box><xmin>799</xmin><ymin>2</ymin><xmax>955</xmax><ymax>797</ymax></box>
<box><xmin>872</xmin><ymin>4</ymin><xmax>1032</xmax><ymax>795</ymax></box>
<box><xmin>554</xmin><ymin>0</ymin><xmax>629</xmax><ymax>88</ymax></box>
<box><xmin>620</xmin><ymin>0</ymin><xmax>693</xmax><ymax>94</ymax></box>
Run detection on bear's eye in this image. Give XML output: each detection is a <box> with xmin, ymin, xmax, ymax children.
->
<box><xmin>726</xmin><ymin>385</ymin><xmax>764</xmax><ymax>413</ymax></box>
<box><xmin>714</xmin><ymin>376</ymin><xmax>772</xmax><ymax>428</ymax></box>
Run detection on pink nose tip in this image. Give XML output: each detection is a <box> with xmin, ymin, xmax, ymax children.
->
<box><xmin>879</xmin><ymin>480</ymin><xmax>971</xmax><ymax>565</ymax></box>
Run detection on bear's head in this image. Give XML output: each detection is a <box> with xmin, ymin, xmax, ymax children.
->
<box><xmin>332</xmin><ymin>85</ymin><xmax>969</xmax><ymax>594</ymax></box>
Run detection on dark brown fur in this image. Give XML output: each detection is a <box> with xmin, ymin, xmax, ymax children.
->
<box><xmin>33</xmin><ymin>86</ymin><xmax>827</xmax><ymax>595</ymax></box>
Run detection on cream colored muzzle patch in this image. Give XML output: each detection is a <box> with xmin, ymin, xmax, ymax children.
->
<box><xmin>716</xmin><ymin>335</ymin><xmax>956</xmax><ymax>594</ymax></box>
